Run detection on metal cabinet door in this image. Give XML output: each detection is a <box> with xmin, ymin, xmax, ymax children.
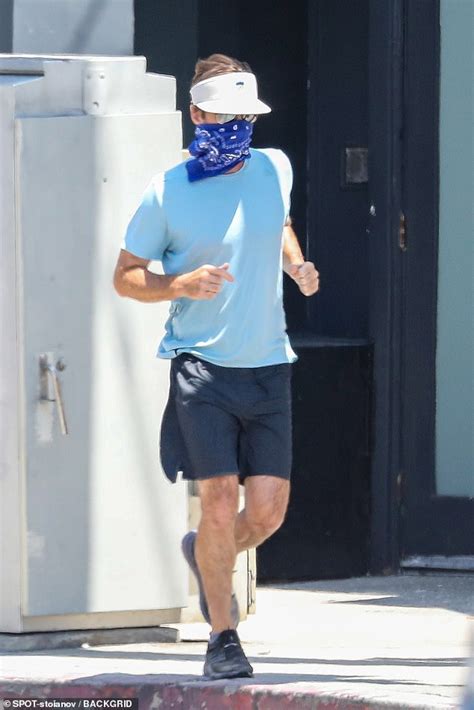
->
<box><xmin>16</xmin><ymin>113</ymin><xmax>187</xmax><ymax>617</ymax></box>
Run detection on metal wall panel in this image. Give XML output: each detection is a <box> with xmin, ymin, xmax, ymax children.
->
<box><xmin>16</xmin><ymin>113</ymin><xmax>187</xmax><ymax>616</ymax></box>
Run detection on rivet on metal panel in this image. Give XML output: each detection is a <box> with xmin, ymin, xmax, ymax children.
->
<box><xmin>83</xmin><ymin>67</ymin><xmax>107</xmax><ymax>116</ymax></box>
<box><xmin>56</xmin><ymin>358</ymin><xmax>66</xmax><ymax>372</ymax></box>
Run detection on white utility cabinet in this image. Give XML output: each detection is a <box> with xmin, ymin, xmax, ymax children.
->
<box><xmin>0</xmin><ymin>54</ymin><xmax>187</xmax><ymax>632</ymax></box>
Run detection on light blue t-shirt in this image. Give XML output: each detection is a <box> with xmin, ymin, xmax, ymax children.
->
<box><xmin>121</xmin><ymin>147</ymin><xmax>298</xmax><ymax>368</ymax></box>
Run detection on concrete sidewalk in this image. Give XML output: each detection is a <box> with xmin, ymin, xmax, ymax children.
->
<box><xmin>1</xmin><ymin>574</ymin><xmax>473</xmax><ymax>709</ymax></box>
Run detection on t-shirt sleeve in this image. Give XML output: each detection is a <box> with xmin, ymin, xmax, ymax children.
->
<box><xmin>121</xmin><ymin>178</ymin><xmax>168</xmax><ymax>261</ymax></box>
<box><xmin>262</xmin><ymin>148</ymin><xmax>293</xmax><ymax>222</ymax></box>
<box><xmin>277</xmin><ymin>150</ymin><xmax>293</xmax><ymax>222</ymax></box>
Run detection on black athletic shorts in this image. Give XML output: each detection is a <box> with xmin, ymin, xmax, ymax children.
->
<box><xmin>159</xmin><ymin>352</ymin><xmax>293</xmax><ymax>484</ymax></box>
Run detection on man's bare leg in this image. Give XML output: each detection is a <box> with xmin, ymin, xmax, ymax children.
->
<box><xmin>235</xmin><ymin>476</ymin><xmax>290</xmax><ymax>553</ymax></box>
<box><xmin>195</xmin><ymin>474</ymin><xmax>240</xmax><ymax>633</ymax></box>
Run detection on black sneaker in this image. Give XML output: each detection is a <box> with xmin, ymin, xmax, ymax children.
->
<box><xmin>203</xmin><ymin>629</ymin><xmax>254</xmax><ymax>680</ymax></box>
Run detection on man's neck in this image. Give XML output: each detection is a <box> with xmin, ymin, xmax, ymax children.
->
<box><xmin>224</xmin><ymin>160</ymin><xmax>245</xmax><ymax>175</ymax></box>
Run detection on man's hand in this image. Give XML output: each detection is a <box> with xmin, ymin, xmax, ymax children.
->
<box><xmin>287</xmin><ymin>262</ymin><xmax>320</xmax><ymax>296</ymax></box>
<box><xmin>177</xmin><ymin>263</ymin><xmax>235</xmax><ymax>300</ymax></box>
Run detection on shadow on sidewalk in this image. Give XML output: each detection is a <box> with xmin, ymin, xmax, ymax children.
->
<box><xmin>9</xmin><ymin>646</ymin><xmax>466</xmax><ymax>688</ymax></box>
<box><xmin>20</xmin><ymin>647</ymin><xmax>467</xmax><ymax>668</ymax></box>
<box><xmin>267</xmin><ymin>574</ymin><xmax>474</xmax><ymax>615</ymax></box>
<box><xmin>52</xmin><ymin>671</ymin><xmax>459</xmax><ymax>689</ymax></box>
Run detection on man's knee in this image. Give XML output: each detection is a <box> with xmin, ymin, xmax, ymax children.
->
<box><xmin>245</xmin><ymin>479</ymin><xmax>290</xmax><ymax>538</ymax></box>
<box><xmin>198</xmin><ymin>475</ymin><xmax>239</xmax><ymax>528</ymax></box>
<box><xmin>247</xmin><ymin>504</ymin><xmax>287</xmax><ymax>538</ymax></box>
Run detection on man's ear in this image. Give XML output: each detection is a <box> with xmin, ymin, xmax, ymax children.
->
<box><xmin>190</xmin><ymin>104</ymin><xmax>204</xmax><ymax>125</ymax></box>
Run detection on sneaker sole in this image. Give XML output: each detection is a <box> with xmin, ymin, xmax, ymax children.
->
<box><xmin>203</xmin><ymin>666</ymin><xmax>254</xmax><ymax>680</ymax></box>
<box><xmin>181</xmin><ymin>530</ymin><xmax>210</xmax><ymax>623</ymax></box>
<box><xmin>181</xmin><ymin>531</ymin><xmax>240</xmax><ymax>627</ymax></box>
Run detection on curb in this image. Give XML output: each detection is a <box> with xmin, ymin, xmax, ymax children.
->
<box><xmin>0</xmin><ymin>680</ymin><xmax>457</xmax><ymax>710</ymax></box>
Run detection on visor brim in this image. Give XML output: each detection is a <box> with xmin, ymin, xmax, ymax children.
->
<box><xmin>194</xmin><ymin>98</ymin><xmax>271</xmax><ymax>115</ymax></box>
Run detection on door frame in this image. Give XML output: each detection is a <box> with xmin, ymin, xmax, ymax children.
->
<box><xmin>399</xmin><ymin>0</ymin><xmax>474</xmax><ymax>559</ymax></box>
<box><xmin>368</xmin><ymin>0</ymin><xmax>474</xmax><ymax>571</ymax></box>
<box><xmin>367</xmin><ymin>0</ymin><xmax>404</xmax><ymax>573</ymax></box>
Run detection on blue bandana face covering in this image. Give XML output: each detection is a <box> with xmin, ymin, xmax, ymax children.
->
<box><xmin>186</xmin><ymin>119</ymin><xmax>254</xmax><ymax>182</ymax></box>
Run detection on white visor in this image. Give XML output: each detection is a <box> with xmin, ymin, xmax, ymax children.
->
<box><xmin>190</xmin><ymin>72</ymin><xmax>271</xmax><ymax>115</ymax></box>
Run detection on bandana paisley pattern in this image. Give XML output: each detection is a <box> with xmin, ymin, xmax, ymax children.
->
<box><xmin>186</xmin><ymin>120</ymin><xmax>254</xmax><ymax>182</ymax></box>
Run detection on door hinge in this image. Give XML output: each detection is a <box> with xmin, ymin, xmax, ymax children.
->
<box><xmin>399</xmin><ymin>212</ymin><xmax>407</xmax><ymax>251</ymax></box>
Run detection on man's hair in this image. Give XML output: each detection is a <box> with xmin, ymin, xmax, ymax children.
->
<box><xmin>191</xmin><ymin>53</ymin><xmax>253</xmax><ymax>89</ymax></box>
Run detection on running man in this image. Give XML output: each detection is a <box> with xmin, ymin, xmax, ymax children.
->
<box><xmin>114</xmin><ymin>53</ymin><xmax>319</xmax><ymax>680</ymax></box>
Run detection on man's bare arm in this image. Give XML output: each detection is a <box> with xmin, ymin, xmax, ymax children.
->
<box><xmin>113</xmin><ymin>250</ymin><xmax>181</xmax><ymax>302</ymax></box>
<box><xmin>282</xmin><ymin>219</ymin><xmax>320</xmax><ymax>297</ymax></box>
<box><xmin>282</xmin><ymin>219</ymin><xmax>305</xmax><ymax>274</ymax></box>
<box><xmin>113</xmin><ymin>249</ymin><xmax>234</xmax><ymax>302</ymax></box>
